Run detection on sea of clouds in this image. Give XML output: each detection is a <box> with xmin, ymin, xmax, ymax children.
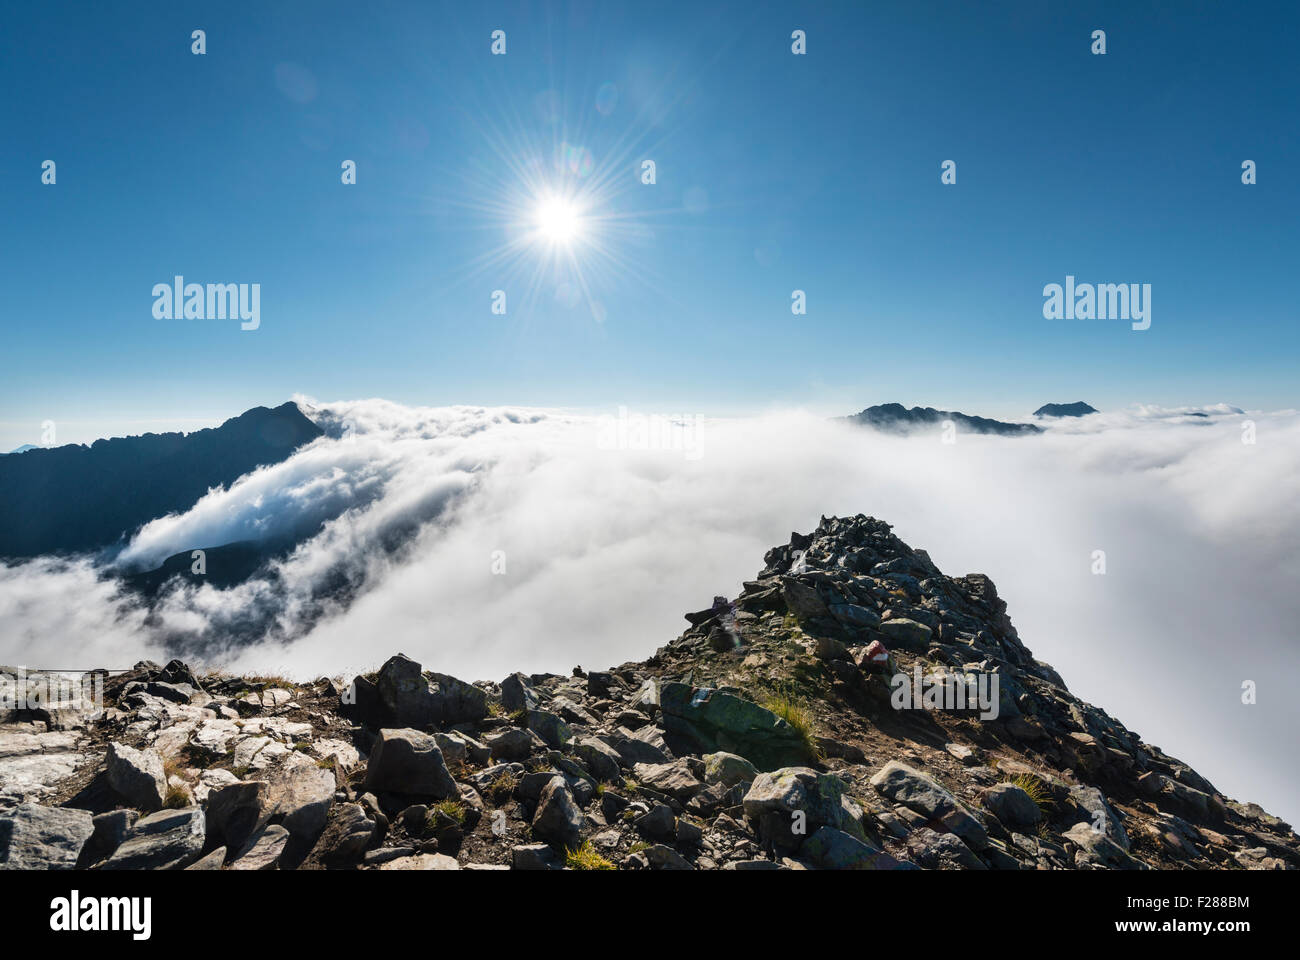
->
<box><xmin>1</xmin><ymin>398</ymin><xmax>1296</xmax><ymax>823</ymax></box>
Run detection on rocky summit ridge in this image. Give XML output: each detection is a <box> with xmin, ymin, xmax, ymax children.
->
<box><xmin>1</xmin><ymin>514</ymin><xmax>1295</xmax><ymax>871</ymax></box>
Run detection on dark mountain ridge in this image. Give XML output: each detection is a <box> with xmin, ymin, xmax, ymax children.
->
<box><xmin>1033</xmin><ymin>402</ymin><xmax>1098</xmax><ymax>418</ymax></box>
<box><xmin>0</xmin><ymin>402</ymin><xmax>322</xmax><ymax>560</ymax></box>
<box><xmin>842</xmin><ymin>403</ymin><xmax>1042</xmax><ymax>436</ymax></box>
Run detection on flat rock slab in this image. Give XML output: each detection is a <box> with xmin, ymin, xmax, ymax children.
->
<box><xmin>313</xmin><ymin>738</ymin><xmax>361</xmax><ymax>769</ymax></box>
<box><xmin>906</xmin><ymin>827</ymin><xmax>985</xmax><ymax>869</ymax></box>
<box><xmin>0</xmin><ymin>727</ymin><xmax>87</xmax><ymax>801</ymax></box>
<box><xmin>100</xmin><ymin>806</ymin><xmax>206</xmax><ymax>870</ymax></box>
<box><xmin>229</xmin><ymin>824</ymin><xmax>290</xmax><ymax>870</ymax></box>
<box><xmin>633</xmin><ymin>759</ymin><xmax>704</xmax><ymax>799</ymax></box>
<box><xmin>378</xmin><ymin>853</ymin><xmax>460</xmax><ymax>870</ymax></box>
<box><xmin>233</xmin><ymin>736</ymin><xmax>290</xmax><ymax>771</ymax></box>
<box><xmin>0</xmin><ymin>752</ymin><xmax>85</xmax><ymax>801</ymax></box>
<box><xmin>0</xmin><ymin>728</ymin><xmax>81</xmax><ymax>760</ymax></box>
<box><xmin>869</xmin><ymin>761</ymin><xmax>988</xmax><ymax>849</ymax></box>
<box><xmin>0</xmin><ymin>802</ymin><xmax>94</xmax><ymax>869</ymax></box>
<box><xmin>190</xmin><ymin>719</ymin><xmax>241</xmax><ymax>756</ymax></box>
<box><xmin>265</xmin><ymin>752</ymin><xmax>336</xmax><ymax>843</ymax></box>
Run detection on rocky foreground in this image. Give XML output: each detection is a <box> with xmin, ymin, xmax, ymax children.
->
<box><xmin>1</xmin><ymin>515</ymin><xmax>1296</xmax><ymax>871</ymax></box>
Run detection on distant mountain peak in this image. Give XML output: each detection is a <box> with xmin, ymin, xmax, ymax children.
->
<box><xmin>1034</xmin><ymin>402</ymin><xmax>1098</xmax><ymax>418</ymax></box>
<box><xmin>0</xmin><ymin>401</ymin><xmax>323</xmax><ymax>560</ymax></box>
<box><xmin>841</xmin><ymin>403</ymin><xmax>1042</xmax><ymax>437</ymax></box>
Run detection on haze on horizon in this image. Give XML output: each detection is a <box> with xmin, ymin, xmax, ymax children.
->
<box><xmin>0</xmin><ymin>394</ymin><xmax>1277</xmax><ymax>453</ymax></box>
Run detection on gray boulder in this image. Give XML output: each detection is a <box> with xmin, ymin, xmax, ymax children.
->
<box><xmin>100</xmin><ymin>806</ymin><xmax>206</xmax><ymax>870</ymax></box>
<box><xmin>634</xmin><ymin>803</ymin><xmax>677</xmax><ymax>841</ymax></box>
<box><xmin>869</xmin><ymin>761</ymin><xmax>987</xmax><ymax>848</ymax></box>
<box><xmin>375</xmin><ymin>653</ymin><xmax>434</xmax><ymax>723</ymax></box>
<box><xmin>425</xmin><ymin>672</ymin><xmax>489</xmax><ymax>724</ymax></box>
<box><xmin>85</xmin><ymin>809</ymin><xmax>137</xmax><ymax>863</ymax></box>
<box><xmin>780</xmin><ymin>577</ymin><xmax>828</xmax><ymax>620</ymax></box>
<box><xmin>828</xmin><ymin>602</ymin><xmax>881</xmax><ymax>630</ymax></box>
<box><xmin>801</xmin><ymin>826</ymin><xmax>908</xmax><ymax>870</ymax></box>
<box><xmin>0</xmin><ymin>803</ymin><xmax>94</xmax><ymax>869</ymax></box>
<box><xmin>434</xmin><ymin>730</ymin><xmax>490</xmax><ymax>766</ymax></box>
<box><xmin>703</xmin><ymin>751</ymin><xmax>758</xmax><ymax>787</ymax></box>
<box><xmin>906</xmin><ymin>827</ymin><xmax>986</xmax><ymax>869</ymax></box>
<box><xmin>659</xmin><ymin>683</ymin><xmax>812</xmax><ymax>770</ymax></box>
<box><xmin>631</xmin><ymin>679</ymin><xmax>659</xmax><ymax>714</ymax></box>
<box><xmin>315</xmin><ymin>803</ymin><xmax>377</xmax><ymax>866</ymax></box>
<box><xmin>551</xmin><ymin>696</ymin><xmax>597</xmax><ymax>726</ymax></box>
<box><xmin>576</xmin><ymin>737</ymin><xmax>623</xmax><ymax>783</ymax></box>
<box><xmin>205</xmin><ymin>779</ymin><xmax>268</xmax><ymax>852</ymax></box>
<box><xmin>362</xmin><ymin>728</ymin><xmax>459</xmax><ymax>800</ymax></box>
<box><xmin>878</xmin><ymin>618</ymin><xmax>933</xmax><ymax>651</ymax></box>
<box><xmin>378</xmin><ymin>852</ymin><xmax>460</xmax><ymax>870</ymax></box>
<box><xmin>1067</xmin><ymin>785</ymin><xmax>1129</xmax><ymax>850</ymax></box>
<box><xmin>633</xmin><ymin>759</ymin><xmax>705</xmax><ymax>800</ymax></box>
<box><xmin>742</xmin><ymin>767</ymin><xmax>867</xmax><ymax>851</ymax></box>
<box><xmin>485</xmin><ymin>726</ymin><xmax>545</xmax><ymax>761</ymax></box>
<box><xmin>375</xmin><ymin>654</ymin><xmax>487</xmax><ymax>726</ymax></box>
<box><xmin>517</xmin><ymin>770</ymin><xmax>562</xmax><ymax>802</ymax></box>
<box><xmin>105</xmin><ymin>742</ymin><xmax>167</xmax><ymax>811</ymax></box>
<box><xmin>185</xmin><ymin>847</ymin><xmax>227</xmax><ymax>870</ymax></box>
<box><xmin>531</xmin><ymin>775</ymin><xmax>582</xmax><ymax>850</ymax></box>
<box><xmin>265</xmin><ymin>752</ymin><xmax>336</xmax><ymax>845</ymax></box>
<box><xmin>500</xmin><ymin>673</ymin><xmax>540</xmax><ymax>713</ymax></box>
<box><xmin>511</xmin><ymin>843</ymin><xmax>560</xmax><ymax>870</ymax></box>
<box><xmin>605</xmin><ymin>727</ymin><xmax>671</xmax><ymax>766</ymax></box>
<box><xmin>526</xmin><ymin>710</ymin><xmax>572</xmax><ymax>749</ymax></box>
<box><xmin>638</xmin><ymin>844</ymin><xmax>695</xmax><ymax>870</ymax></box>
<box><xmin>229</xmin><ymin>824</ymin><xmax>290</xmax><ymax>870</ymax></box>
<box><xmin>1063</xmin><ymin>822</ymin><xmax>1145</xmax><ymax>869</ymax></box>
<box><xmin>984</xmin><ymin>782</ymin><xmax>1043</xmax><ymax>830</ymax></box>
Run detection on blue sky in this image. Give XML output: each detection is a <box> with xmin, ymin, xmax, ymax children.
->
<box><xmin>2</xmin><ymin>0</ymin><xmax>1297</xmax><ymax>447</ymax></box>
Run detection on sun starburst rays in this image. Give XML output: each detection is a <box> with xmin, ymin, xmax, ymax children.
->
<box><xmin>426</xmin><ymin>84</ymin><xmax>685</xmax><ymax>330</ymax></box>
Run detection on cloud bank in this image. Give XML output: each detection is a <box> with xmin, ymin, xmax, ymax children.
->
<box><xmin>0</xmin><ymin>399</ymin><xmax>1296</xmax><ymax>824</ymax></box>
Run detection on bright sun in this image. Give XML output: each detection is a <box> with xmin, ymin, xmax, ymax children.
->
<box><xmin>534</xmin><ymin>195</ymin><xmax>583</xmax><ymax>246</ymax></box>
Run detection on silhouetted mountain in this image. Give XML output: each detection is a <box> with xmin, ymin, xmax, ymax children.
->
<box><xmin>842</xmin><ymin>403</ymin><xmax>1042</xmax><ymax>436</ymax></box>
<box><xmin>0</xmin><ymin>402</ymin><xmax>323</xmax><ymax>560</ymax></box>
<box><xmin>1</xmin><ymin>444</ymin><xmax>38</xmax><ymax>456</ymax></box>
<box><xmin>123</xmin><ymin>541</ymin><xmax>275</xmax><ymax>595</ymax></box>
<box><xmin>1033</xmin><ymin>402</ymin><xmax>1098</xmax><ymax>418</ymax></box>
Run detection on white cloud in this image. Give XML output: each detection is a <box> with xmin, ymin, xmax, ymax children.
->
<box><xmin>0</xmin><ymin>399</ymin><xmax>1296</xmax><ymax>824</ymax></box>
